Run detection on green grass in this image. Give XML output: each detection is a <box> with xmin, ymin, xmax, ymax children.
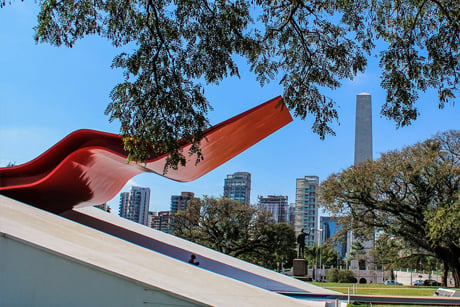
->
<box><xmin>308</xmin><ymin>283</ymin><xmax>460</xmax><ymax>306</ymax></box>
<box><xmin>311</xmin><ymin>282</ymin><xmax>440</xmax><ymax>296</ymax></box>
<box><xmin>347</xmin><ymin>305</ymin><xmax>441</xmax><ymax>307</ymax></box>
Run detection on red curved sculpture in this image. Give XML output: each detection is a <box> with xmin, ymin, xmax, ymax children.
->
<box><xmin>0</xmin><ymin>96</ymin><xmax>292</xmax><ymax>213</ymax></box>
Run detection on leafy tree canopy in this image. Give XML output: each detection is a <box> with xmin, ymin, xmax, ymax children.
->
<box><xmin>3</xmin><ymin>0</ymin><xmax>459</xmax><ymax>169</ymax></box>
<box><xmin>172</xmin><ymin>196</ymin><xmax>296</xmax><ymax>270</ymax></box>
<box><xmin>320</xmin><ymin>130</ymin><xmax>460</xmax><ymax>286</ymax></box>
<box><xmin>372</xmin><ymin>234</ymin><xmax>404</xmax><ymax>277</ymax></box>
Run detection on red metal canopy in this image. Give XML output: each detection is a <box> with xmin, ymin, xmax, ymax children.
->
<box><xmin>0</xmin><ymin>96</ymin><xmax>292</xmax><ymax>213</ymax></box>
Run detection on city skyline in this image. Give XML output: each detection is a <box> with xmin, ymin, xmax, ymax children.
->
<box><xmin>1</xmin><ymin>3</ymin><xmax>458</xmax><ymax>214</ymax></box>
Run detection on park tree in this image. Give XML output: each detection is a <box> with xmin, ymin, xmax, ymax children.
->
<box><xmin>373</xmin><ymin>234</ymin><xmax>443</xmax><ymax>281</ymax></box>
<box><xmin>320</xmin><ymin>243</ymin><xmax>341</xmax><ymax>269</ymax></box>
<box><xmin>303</xmin><ymin>242</ymin><xmax>340</xmax><ymax>281</ymax></box>
<box><xmin>2</xmin><ymin>0</ymin><xmax>456</xmax><ymax>169</ymax></box>
<box><xmin>304</xmin><ymin>243</ymin><xmax>340</xmax><ymax>269</ymax></box>
<box><xmin>372</xmin><ymin>234</ymin><xmax>407</xmax><ymax>280</ymax></box>
<box><xmin>172</xmin><ymin>197</ymin><xmax>296</xmax><ymax>270</ymax></box>
<box><xmin>320</xmin><ymin>130</ymin><xmax>460</xmax><ymax>287</ymax></box>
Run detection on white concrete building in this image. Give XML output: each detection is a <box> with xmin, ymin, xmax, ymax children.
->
<box><xmin>1</xmin><ymin>195</ymin><xmax>338</xmax><ymax>306</ymax></box>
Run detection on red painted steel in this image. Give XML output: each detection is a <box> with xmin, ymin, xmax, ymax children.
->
<box><xmin>0</xmin><ymin>96</ymin><xmax>292</xmax><ymax>213</ymax></box>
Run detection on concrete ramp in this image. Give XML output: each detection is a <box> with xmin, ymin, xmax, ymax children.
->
<box><xmin>0</xmin><ymin>195</ymin><xmax>324</xmax><ymax>306</ymax></box>
<box><xmin>62</xmin><ymin>205</ymin><xmax>338</xmax><ymax>295</ymax></box>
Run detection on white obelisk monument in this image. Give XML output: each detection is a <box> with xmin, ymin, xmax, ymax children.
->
<box><xmin>348</xmin><ymin>93</ymin><xmax>375</xmax><ymax>275</ymax></box>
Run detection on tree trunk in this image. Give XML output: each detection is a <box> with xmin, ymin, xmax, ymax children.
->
<box><xmin>441</xmin><ymin>262</ymin><xmax>448</xmax><ymax>287</ymax></box>
<box><xmin>445</xmin><ymin>255</ymin><xmax>460</xmax><ymax>288</ymax></box>
<box><xmin>449</xmin><ymin>262</ymin><xmax>460</xmax><ymax>288</ymax></box>
<box><xmin>435</xmin><ymin>246</ymin><xmax>460</xmax><ymax>288</ymax></box>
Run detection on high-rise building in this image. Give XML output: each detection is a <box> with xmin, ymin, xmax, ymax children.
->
<box><xmin>118</xmin><ymin>186</ymin><xmax>151</xmax><ymax>226</ymax></box>
<box><xmin>223</xmin><ymin>172</ymin><xmax>251</xmax><ymax>205</ymax></box>
<box><xmin>170</xmin><ymin>192</ymin><xmax>195</xmax><ymax>215</ymax></box>
<box><xmin>258</xmin><ymin>195</ymin><xmax>289</xmax><ymax>223</ymax></box>
<box><xmin>169</xmin><ymin>192</ymin><xmax>195</xmax><ymax>233</ymax></box>
<box><xmin>320</xmin><ymin>216</ymin><xmax>347</xmax><ymax>259</ymax></box>
<box><xmin>151</xmin><ymin>211</ymin><xmax>171</xmax><ymax>233</ymax></box>
<box><xmin>288</xmin><ymin>203</ymin><xmax>296</xmax><ymax>228</ymax></box>
<box><xmin>148</xmin><ymin>211</ymin><xmax>156</xmax><ymax>228</ymax></box>
<box><xmin>130</xmin><ymin>186</ymin><xmax>151</xmax><ymax>225</ymax></box>
<box><xmin>294</xmin><ymin>175</ymin><xmax>319</xmax><ymax>246</ymax></box>
<box><xmin>119</xmin><ymin>192</ymin><xmax>130</xmax><ymax>218</ymax></box>
<box><xmin>158</xmin><ymin>211</ymin><xmax>171</xmax><ymax>233</ymax></box>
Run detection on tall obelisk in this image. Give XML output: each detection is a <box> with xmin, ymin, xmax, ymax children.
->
<box><xmin>354</xmin><ymin>93</ymin><xmax>373</xmax><ymax>165</ymax></box>
<box><xmin>348</xmin><ymin>93</ymin><xmax>375</xmax><ymax>276</ymax></box>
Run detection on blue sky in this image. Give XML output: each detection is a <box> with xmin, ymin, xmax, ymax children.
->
<box><xmin>1</xmin><ymin>2</ymin><xmax>458</xmax><ymax>214</ymax></box>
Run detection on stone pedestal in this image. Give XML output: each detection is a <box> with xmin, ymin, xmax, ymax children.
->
<box><xmin>293</xmin><ymin>259</ymin><xmax>307</xmax><ymax>276</ymax></box>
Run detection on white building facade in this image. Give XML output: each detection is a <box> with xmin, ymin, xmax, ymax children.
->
<box><xmin>295</xmin><ymin>176</ymin><xmax>320</xmax><ymax>246</ymax></box>
<box><xmin>119</xmin><ymin>186</ymin><xmax>150</xmax><ymax>226</ymax></box>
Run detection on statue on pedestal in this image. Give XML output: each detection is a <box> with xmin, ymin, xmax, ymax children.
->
<box><xmin>296</xmin><ymin>229</ymin><xmax>307</xmax><ymax>258</ymax></box>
